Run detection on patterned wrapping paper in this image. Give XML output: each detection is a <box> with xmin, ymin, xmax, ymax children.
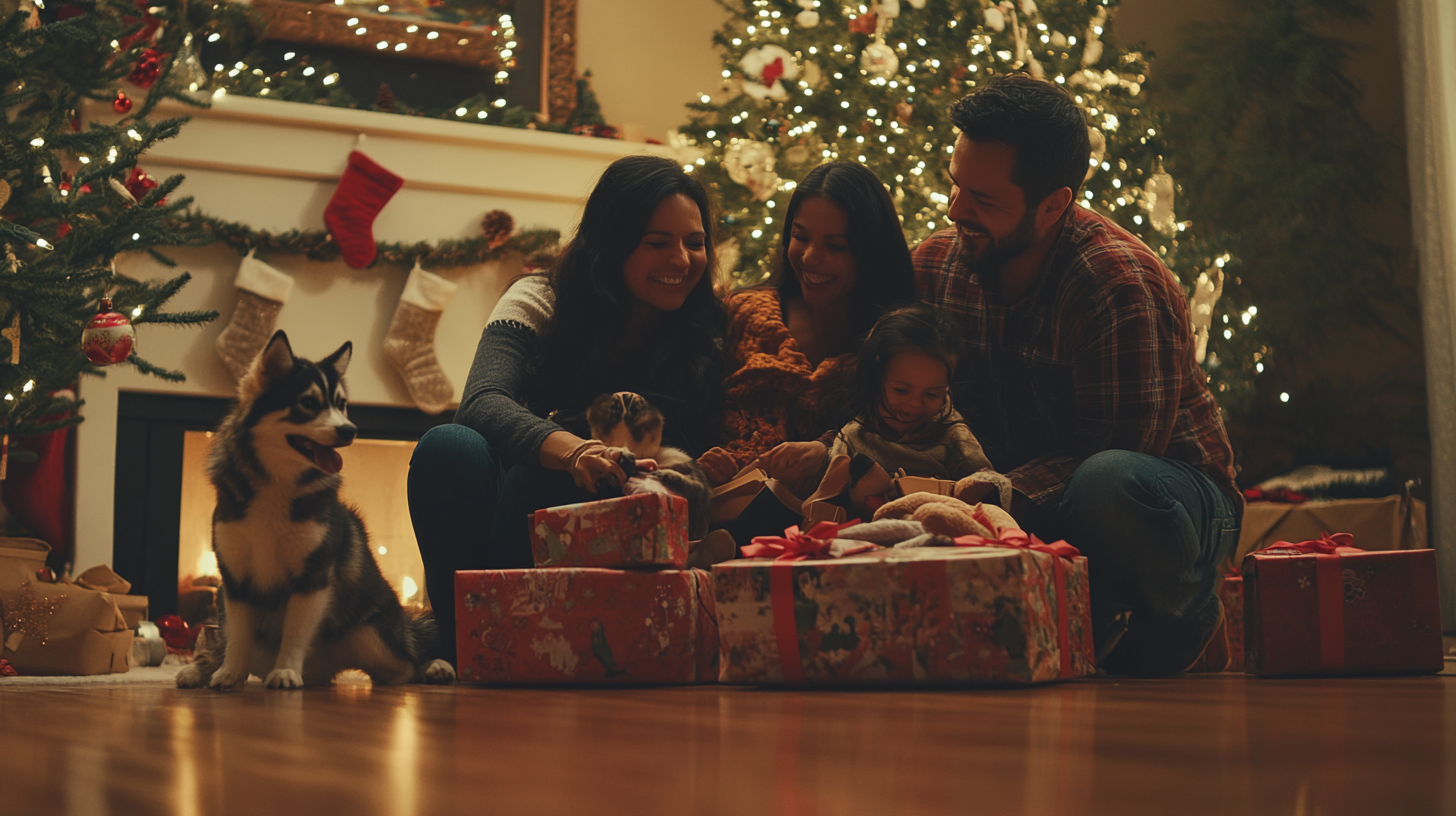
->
<box><xmin>455</xmin><ymin>568</ymin><xmax>718</xmax><ymax>685</ymax></box>
<box><xmin>1189</xmin><ymin>575</ymin><xmax>1245</xmax><ymax>673</ymax></box>
<box><xmin>530</xmin><ymin>493</ymin><xmax>690</xmax><ymax>569</ymax></box>
<box><xmin>713</xmin><ymin>547</ymin><xmax>1095</xmax><ymax>686</ymax></box>
<box><xmin>1242</xmin><ymin>547</ymin><xmax>1443</xmax><ymax>676</ymax></box>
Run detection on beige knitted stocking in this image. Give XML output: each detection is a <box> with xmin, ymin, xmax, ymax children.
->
<box><xmin>384</xmin><ymin>262</ymin><xmax>458</xmax><ymax>414</ymax></box>
<box><xmin>215</xmin><ymin>250</ymin><xmax>293</xmax><ymax>379</ymax></box>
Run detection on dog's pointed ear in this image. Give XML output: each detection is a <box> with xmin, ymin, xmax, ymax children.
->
<box><xmin>256</xmin><ymin>330</ymin><xmax>296</xmax><ymax>384</ymax></box>
<box><xmin>321</xmin><ymin>341</ymin><xmax>352</xmax><ymax>378</ymax></box>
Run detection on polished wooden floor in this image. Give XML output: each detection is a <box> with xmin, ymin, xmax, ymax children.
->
<box><xmin>3</xmin><ymin>672</ymin><xmax>1454</xmax><ymax>816</ymax></box>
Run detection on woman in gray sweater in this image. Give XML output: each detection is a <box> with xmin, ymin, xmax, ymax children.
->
<box><xmin>407</xmin><ymin>155</ymin><xmax>725</xmax><ymax>657</ymax></box>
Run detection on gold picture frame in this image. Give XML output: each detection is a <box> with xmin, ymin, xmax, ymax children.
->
<box><xmin>250</xmin><ymin>0</ymin><xmax>579</xmax><ymax>121</ymax></box>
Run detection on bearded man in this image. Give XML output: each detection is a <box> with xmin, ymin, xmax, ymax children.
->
<box><xmin>914</xmin><ymin>73</ymin><xmax>1243</xmax><ymax>676</ymax></box>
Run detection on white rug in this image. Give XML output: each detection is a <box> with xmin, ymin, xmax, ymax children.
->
<box><xmin>0</xmin><ymin>663</ymin><xmax>183</xmax><ymax>686</ymax></box>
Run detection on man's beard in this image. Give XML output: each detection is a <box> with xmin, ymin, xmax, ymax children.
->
<box><xmin>955</xmin><ymin>206</ymin><xmax>1037</xmax><ymax>293</ymax></box>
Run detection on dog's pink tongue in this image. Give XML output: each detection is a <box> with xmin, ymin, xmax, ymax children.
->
<box><xmin>316</xmin><ymin>445</ymin><xmax>344</xmax><ymax>474</ymax></box>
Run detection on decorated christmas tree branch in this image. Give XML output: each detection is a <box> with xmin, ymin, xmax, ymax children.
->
<box><xmin>170</xmin><ymin>210</ymin><xmax>561</xmax><ymax>268</ymax></box>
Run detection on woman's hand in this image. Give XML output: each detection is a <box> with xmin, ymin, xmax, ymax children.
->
<box><xmin>698</xmin><ymin>447</ymin><xmax>740</xmax><ymax>487</ymax></box>
<box><xmin>566</xmin><ymin>441</ymin><xmax>628</xmax><ymax>493</ymax></box>
<box><xmin>754</xmin><ymin>441</ymin><xmax>829</xmax><ymax>486</ymax></box>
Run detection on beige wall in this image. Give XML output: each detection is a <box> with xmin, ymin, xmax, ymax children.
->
<box><xmin>576</xmin><ymin>0</ymin><xmax>728</xmax><ymax>141</ymax></box>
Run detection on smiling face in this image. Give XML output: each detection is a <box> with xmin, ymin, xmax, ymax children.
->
<box><xmin>622</xmin><ymin>193</ymin><xmax>708</xmax><ymax>313</ymax></box>
<box><xmin>786</xmin><ymin>195</ymin><xmax>857</xmax><ymax>308</ymax></box>
<box><xmin>877</xmin><ymin>349</ymin><xmax>950</xmax><ymax>434</ymax></box>
<box><xmin>947</xmin><ymin>136</ymin><xmax>1041</xmax><ymax>276</ymax></box>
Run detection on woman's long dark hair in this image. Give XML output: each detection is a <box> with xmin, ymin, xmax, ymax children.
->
<box><xmin>525</xmin><ymin>155</ymin><xmax>725</xmax><ymax>454</ymax></box>
<box><xmin>768</xmin><ymin>161</ymin><xmax>917</xmax><ymax>339</ymax></box>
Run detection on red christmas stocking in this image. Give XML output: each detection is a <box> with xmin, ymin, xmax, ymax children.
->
<box><xmin>323</xmin><ymin>150</ymin><xmax>403</xmax><ymax>269</ymax></box>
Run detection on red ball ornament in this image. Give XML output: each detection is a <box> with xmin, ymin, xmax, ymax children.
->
<box><xmin>112</xmin><ymin>91</ymin><xmax>132</xmax><ymax>114</ymax></box>
<box><xmin>81</xmin><ymin>297</ymin><xmax>136</xmax><ymax>365</ymax></box>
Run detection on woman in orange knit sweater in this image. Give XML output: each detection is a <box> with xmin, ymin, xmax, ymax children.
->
<box><xmin>698</xmin><ymin>161</ymin><xmax>917</xmax><ymax>495</ymax></box>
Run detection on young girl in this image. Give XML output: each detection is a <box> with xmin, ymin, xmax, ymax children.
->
<box><xmin>820</xmin><ymin>302</ymin><xmax>1010</xmax><ymax>508</ymax></box>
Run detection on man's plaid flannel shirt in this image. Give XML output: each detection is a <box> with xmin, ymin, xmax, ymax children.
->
<box><xmin>913</xmin><ymin>206</ymin><xmax>1242</xmax><ymax>512</ymax></box>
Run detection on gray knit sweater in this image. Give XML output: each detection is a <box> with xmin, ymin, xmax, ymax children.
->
<box><xmin>453</xmin><ymin>275</ymin><xmax>561</xmax><ymax>465</ymax></box>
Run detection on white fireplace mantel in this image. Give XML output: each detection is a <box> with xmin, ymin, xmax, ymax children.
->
<box><xmin>74</xmin><ymin>94</ymin><xmax>671</xmax><ymax>573</ymax></box>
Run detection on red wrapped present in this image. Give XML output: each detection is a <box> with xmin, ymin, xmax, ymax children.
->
<box><xmin>455</xmin><ymin>568</ymin><xmax>718</xmax><ymax>685</ymax></box>
<box><xmin>1242</xmin><ymin>533</ymin><xmax>1443</xmax><ymax>676</ymax></box>
<box><xmin>713</xmin><ymin>529</ymin><xmax>1095</xmax><ymax>686</ymax></box>
<box><xmin>1189</xmin><ymin>573</ymin><xmax>1245</xmax><ymax>673</ymax></box>
<box><xmin>530</xmin><ymin>492</ymin><xmax>689</xmax><ymax>569</ymax></box>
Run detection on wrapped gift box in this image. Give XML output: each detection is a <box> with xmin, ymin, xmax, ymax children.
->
<box><xmin>1233</xmin><ymin>495</ymin><xmax>1425</xmax><ymax>565</ymax></box>
<box><xmin>530</xmin><ymin>493</ymin><xmax>690</xmax><ymax>569</ymax></box>
<box><xmin>1</xmin><ymin>579</ymin><xmax>133</xmax><ymax>675</ymax></box>
<box><xmin>894</xmin><ymin>476</ymin><xmax>956</xmax><ymax>496</ymax></box>
<box><xmin>1189</xmin><ymin>575</ymin><xmax>1245</xmax><ymax>673</ymax></box>
<box><xmin>455</xmin><ymin>568</ymin><xmax>718</xmax><ymax>684</ymax></box>
<box><xmin>1242</xmin><ymin>542</ymin><xmax>1442</xmax><ymax>676</ymax></box>
<box><xmin>1</xmin><ymin>538</ymin><xmax>135</xmax><ymax>676</ymax></box>
<box><xmin>713</xmin><ymin>545</ymin><xmax>1094</xmax><ymax>686</ymax></box>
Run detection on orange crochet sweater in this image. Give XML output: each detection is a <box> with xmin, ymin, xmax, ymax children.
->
<box><xmin>722</xmin><ymin>288</ymin><xmax>854</xmax><ymax>468</ymax></box>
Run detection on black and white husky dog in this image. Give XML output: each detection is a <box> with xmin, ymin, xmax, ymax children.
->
<box><xmin>176</xmin><ymin>331</ymin><xmax>454</xmax><ymax>690</ymax></box>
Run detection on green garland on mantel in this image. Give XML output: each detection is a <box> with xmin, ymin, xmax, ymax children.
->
<box><xmin>171</xmin><ymin>211</ymin><xmax>562</xmax><ymax>269</ymax></box>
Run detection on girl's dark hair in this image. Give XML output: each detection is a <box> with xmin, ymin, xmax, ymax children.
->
<box><xmin>525</xmin><ymin>155</ymin><xmax>725</xmax><ymax>454</ymax></box>
<box><xmin>767</xmin><ymin>161</ymin><xmax>916</xmax><ymax>338</ymax></box>
<box><xmin>950</xmin><ymin>73</ymin><xmax>1092</xmax><ymax>206</ymax></box>
<box><xmin>843</xmin><ymin>301</ymin><xmax>962</xmax><ymax>430</ymax></box>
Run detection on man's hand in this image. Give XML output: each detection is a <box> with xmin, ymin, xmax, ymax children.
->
<box><xmin>754</xmin><ymin>441</ymin><xmax>829</xmax><ymax>486</ymax></box>
<box><xmin>697</xmin><ymin>447</ymin><xmax>739</xmax><ymax>487</ymax></box>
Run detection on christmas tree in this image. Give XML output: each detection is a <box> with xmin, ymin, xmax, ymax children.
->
<box><xmin>678</xmin><ymin>0</ymin><xmax>1262</xmax><ymax>411</ymax></box>
<box><xmin>0</xmin><ymin>0</ymin><xmax>216</xmax><ymax>457</ymax></box>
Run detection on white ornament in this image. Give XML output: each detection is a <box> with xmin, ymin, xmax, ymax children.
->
<box><xmin>803</xmin><ymin>60</ymin><xmax>824</xmax><ymax>88</ymax></box>
<box><xmin>796</xmin><ymin>0</ymin><xmax>815</xmax><ymax>7</ymax></box>
<box><xmin>1020</xmin><ymin>0</ymin><xmax>1037</xmax><ymax>14</ymax></box>
<box><xmin>1189</xmin><ymin>267</ymin><xmax>1225</xmax><ymax>364</ymax></box>
<box><xmin>724</xmin><ymin>140</ymin><xmax>781</xmax><ymax>202</ymax></box>
<box><xmin>1084</xmin><ymin>127</ymin><xmax>1106</xmax><ymax>182</ymax></box>
<box><xmin>860</xmin><ymin>40</ymin><xmax>899</xmax><ymax>79</ymax></box>
<box><xmin>984</xmin><ymin>7</ymin><xmax>1006</xmax><ymax>32</ymax></box>
<box><xmin>796</xmin><ymin>9</ymin><xmax>820</xmax><ymax>27</ymax></box>
<box><xmin>1027</xmin><ymin>56</ymin><xmax>1044</xmax><ymax>79</ymax></box>
<box><xmin>739</xmin><ymin>44</ymin><xmax>800</xmax><ymax>101</ymax></box>
<box><xmin>878</xmin><ymin>0</ymin><xmax>900</xmax><ymax>17</ymax></box>
<box><xmin>1050</xmin><ymin>31</ymin><xmax>1067</xmax><ymax>48</ymax></box>
<box><xmin>666</xmin><ymin>129</ymin><xmax>709</xmax><ymax>166</ymax></box>
<box><xmin>1081</xmin><ymin>39</ymin><xmax>1103</xmax><ymax>66</ymax></box>
<box><xmin>1144</xmin><ymin>167</ymin><xmax>1177</xmax><ymax>236</ymax></box>
<box><xmin>908</xmin><ymin>0</ymin><xmax>926</xmax><ymax>7</ymax></box>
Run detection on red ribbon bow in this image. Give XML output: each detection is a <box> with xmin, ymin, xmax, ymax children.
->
<box><xmin>1259</xmin><ymin>532</ymin><xmax>1360</xmax><ymax>556</ymax></box>
<box><xmin>761</xmin><ymin>56</ymin><xmax>785</xmax><ymax>88</ymax></box>
<box><xmin>953</xmin><ymin>528</ymin><xmax>1083</xmax><ymax>679</ymax></box>
<box><xmin>744</xmin><ymin>519</ymin><xmax>862</xmax><ymax>561</ymax></box>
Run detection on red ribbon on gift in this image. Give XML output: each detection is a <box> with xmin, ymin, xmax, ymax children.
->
<box><xmin>749</xmin><ymin>519</ymin><xmax>862</xmax><ymax>685</ymax></box>
<box><xmin>953</xmin><ymin>528</ymin><xmax>1082</xmax><ymax>679</ymax></box>
<box><xmin>743</xmin><ymin>519</ymin><xmax>861</xmax><ymax>561</ymax></box>
<box><xmin>1257</xmin><ymin>532</ymin><xmax>1363</xmax><ymax>672</ymax></box>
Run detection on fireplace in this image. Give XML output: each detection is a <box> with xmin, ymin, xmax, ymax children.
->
<box><xmin>113</xmin><ymin>391</ymin><xmax>451</xmax><ymax>618</ymax></box>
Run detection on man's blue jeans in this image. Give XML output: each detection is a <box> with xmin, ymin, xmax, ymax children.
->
<box><xmin>406</xmin><ymin>424</ymin><xmax>584</xmax><ymax>661</ymax></box>
<box><xmin>1037</xmin><ymin>450</ymin><xmax>1243</xmax><ymax>642</ymax></box>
